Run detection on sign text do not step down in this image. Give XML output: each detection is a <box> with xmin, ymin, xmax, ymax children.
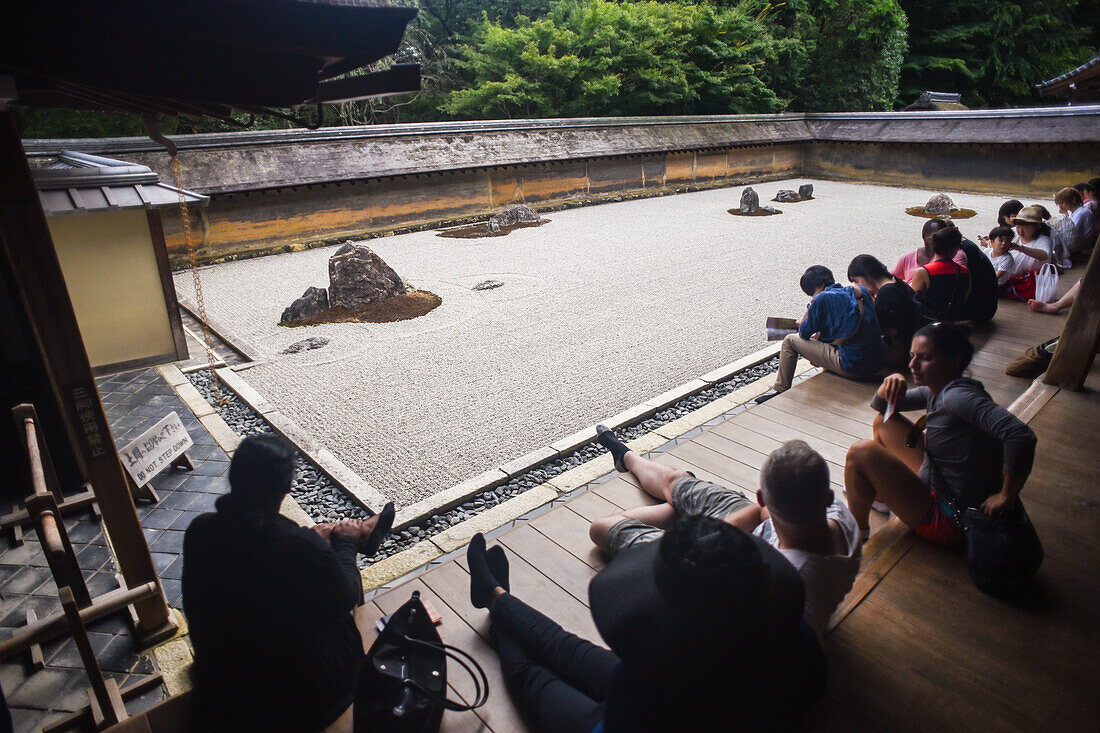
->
<box><xmin>120</xmin><ymin>411</ymin><xmax>193</xmax><ymax>487</ymax></box>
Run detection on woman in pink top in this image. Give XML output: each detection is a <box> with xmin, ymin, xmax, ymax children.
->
<box><xmin>892</xmin><ymin>219</ymin><xmax>968</xmax><ymax>282</ymax></box>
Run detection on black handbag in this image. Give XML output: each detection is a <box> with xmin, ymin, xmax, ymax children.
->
<box><xmin>356</xmin><ymin>590</ymin><xmax>489</xmax><ymax>733</ymax></box>
<box><xmin>925</xmin><ymin>448</ymin><xmax>1043</xmax><ymax>597</ymax></box>
<box><xmin>959</xmin><ymin>503</ymin><xmax>1044</xmax><ymax>598</ymax></box>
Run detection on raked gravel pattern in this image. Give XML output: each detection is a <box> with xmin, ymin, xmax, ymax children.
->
<box><xmin>187</xmin><ymin>357</ymin><xmax>779</xmax><ymax>564</ymax></box>
<box><xmin>175</xmin><ymin>180</ymin><xmax>1008</xmax><ymax>506</ymax></box>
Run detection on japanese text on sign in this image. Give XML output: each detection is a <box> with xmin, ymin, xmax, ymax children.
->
<box><xmin>120</xmin><ymin>411</ymin><xmax>193</xmax><ymax>487</ymax></box>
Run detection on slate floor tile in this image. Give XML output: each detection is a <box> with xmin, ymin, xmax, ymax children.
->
<box><xmin>142</xmin><ymin>508</ymin><xmax>183</xmax><ymax>530</ymax></box>
<box><xmin>149</xmin><ymin>530</ymin><xmax>186</xmax><ymax>554</ymax></box>
<box><xmin>75</xmin><ymin>544</ymin><xmax>113</xmax><ymax>572</ymax></box>
<box><xmin>158</xmin><ymin>491</ymin><xmax>198</xmax><ymax>511</ymax></box>
<box><xmin>7</xmin><ymin>668</ymin><xmax>82</xmax><ymax>709</ymax></box>
<box><xmin>161</xmin><ymin>556</ymin><xmax>184</xmax><ymax>580</ymax></box>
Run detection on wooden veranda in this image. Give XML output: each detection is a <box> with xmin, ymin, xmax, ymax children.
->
<box><xmin>357</xmin><ymin>293</ymin><xmax>1098</xmax><ymax>732</ymax></box>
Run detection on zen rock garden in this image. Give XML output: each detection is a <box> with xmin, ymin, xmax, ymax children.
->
<box><xmin>280</xmin><ymin>241</ymin><xmax>441</xmax><ymax>326</ymax></box>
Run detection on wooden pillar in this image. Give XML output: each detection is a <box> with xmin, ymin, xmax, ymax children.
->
<box><xmin>0</xmin><ymin>110</ymin><xmax>174</xmax><ymax>638</ymax></box>
<box><xmin>1045</xmin><ymin>242</ymin><xmax>1100</xmax><ymax>390</ymax></box>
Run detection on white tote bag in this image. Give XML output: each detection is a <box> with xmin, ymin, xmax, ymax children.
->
<box><xmin>1034</xmin><ymin>262</ymin><xmax>1059</xmax><ymax>303</ymax></box>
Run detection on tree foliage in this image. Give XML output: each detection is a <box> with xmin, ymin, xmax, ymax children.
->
<box><xmin>898</xmin><ymin>0</ymin><xmax>1095</xmax><ymax>107</ymax></box>
<box><xmin>440</xmin><ymin>0</ymin><xmax>785</xmax><ymax>118</ymax></box>
<box><xmin>792</xmin><ymin>0</ymin><xmax>909</xmax><ymax>111</ymax></box>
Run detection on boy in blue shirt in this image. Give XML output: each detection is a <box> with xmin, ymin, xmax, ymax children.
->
<box><xmin>757</xmin><ymin>265</ymin><xmax>883</xmax><ymax>403</ymax></box>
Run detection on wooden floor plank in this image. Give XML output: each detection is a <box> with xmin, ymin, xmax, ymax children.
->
<box><xmin>589</xmin><ymin>475</ymin><xmax>657</xmax><ymax>510</ymax></box>
<box><xmin>528</xmin><ymin>506</ymin><xmax>606</xmax><ymax>570</ymax></box>
<box><xmin>664</xmin><ymin>440</ymin><xmax>760</xmax><ymax>492</ymax></box>
<box><xmin>763</xmin><ymin>395</ymin><xmax>873</xmax><ymax>441</ymax></box>
<box><xmin>497</xmin><ymin>523</ymin><xmax>598</xmax><ymax>607</ymax></box>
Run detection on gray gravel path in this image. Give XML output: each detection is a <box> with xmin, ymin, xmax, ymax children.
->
<box><xmin>174</xmin><ymin>180</ymin><xmax>1007</xmax><ymax>506</ymax></box>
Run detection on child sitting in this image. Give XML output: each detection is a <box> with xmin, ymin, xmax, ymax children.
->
<box><xmin>982</xmin><ymin>225</ymin><xmax>1017</xmax><ymax>287</ymax></box>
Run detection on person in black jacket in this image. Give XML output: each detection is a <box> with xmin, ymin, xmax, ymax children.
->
<box><xmin>182</xmin><ymin>435</ymin><xmax>394</xmax><ymax>732</ymax></box>
<box><xmin>466</xmin><ymin>515</ymin><xmax>825</xmax><ymax>733</ymax></box>
<box><xmin>847</xmin><ymin>254</ymin><xmax>919</xmax><ymax>372</ymax></box>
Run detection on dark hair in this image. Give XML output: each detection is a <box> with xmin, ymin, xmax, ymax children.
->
<box><xmin>1035</xmin><ymin>204</ymin><xmax>1052</xmax><ymax>220</ymax></box>
<box><xmin>930</xmin><ymin>226</ymin><xmax>962</xmax><ymax>257</ymax></box>
<box><xmin>847</xmin><ymin>254</ymin><xmax>892</xmax><ymax>283</ymax></box>
<box><xmin>799</xmin><ymin>265</ymin><xmax>834</xmax><ymax>296</ymax></box>
<box><xmin>760</xmin><ymin>440</ymin><xmax>830</xmax><ymax>525</ymax></box>
<box><xmin>913</xmin><ymin>321</ymin><xmax>974</xmax><ymax>373</ymax></box>
<box><xmin>988</xmin><ymin>225</ymin><xmax>1014</xmax><ymax>241</ymax></box>
<box><xmin>223</xmin><ymin>435</ymin><xmax>297</xmax><ymax>519</ymax></box>
<box><xmin>1090</xmin><ymin>177</ymin><xmax>1100</xmax><ymax>193</ymax></box>
<box><xmin>997</xmin><ymin>200</ymin><xmax>1023</xmax><ymax>227</ymax></box>
<box><xmin>921</xmin><ymin>217</ymin><xmax>952</xmax><ymax>241</ymax></box>
<box><xmin>1074</xmin><ymin>182</ymin><xmax>1094</xmax><ymax>196</ymax></box>
<box><xmin>660</xmin><ymin>514</ymin><xmax>765</xmax><ymax>592</ymax></box>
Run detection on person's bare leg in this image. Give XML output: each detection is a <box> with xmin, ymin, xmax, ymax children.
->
<box><xmin>1029</xmin><ymin>279</ymin><xmax>1080</xmax><ymax>314</ymax></box>
<box><xmin>845</xmin><ymin>440</ymin><xmax>932</xmax><ymax>534</ymax></box>
<box><xmin>589</xmin><ymin>503</ymin><xmax>678</xmax><ymax>552</ymax></box>
<box><xmin>622</xmin><ymin>451</ymin><xmax>689</xmax><ymax>504</ymax></box>
<box><xmin>871</xmin><ymin>412</ymin><xmax>925</xmax><ymax>475</ymax></box>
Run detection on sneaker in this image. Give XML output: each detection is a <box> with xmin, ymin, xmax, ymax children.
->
<box><xmin>871</xmin><ymin>499</ymin><xmax>890</xmax><ymax>514</ymax></box>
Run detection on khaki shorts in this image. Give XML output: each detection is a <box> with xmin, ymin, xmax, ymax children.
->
<box><xmin>604</xmin><ymin>474</ymin><xmax>752</xmax><ymax>556</ymax></box>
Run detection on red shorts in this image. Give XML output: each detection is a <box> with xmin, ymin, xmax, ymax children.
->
<box><xmin>913</xmin><ymin>499</ymin><xmax>965</xmax><ymax>545</ymax></box>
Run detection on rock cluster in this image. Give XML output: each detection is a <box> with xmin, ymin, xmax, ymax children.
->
<box><xmin>473</xmin><ymin>279</ymin><xmax>505</xmax><ymax>291</ymax></box>
<box><xmin>799</xmin><ymin>184</ymin><xmax>814</xmax><ymax>199</ymax></box>
<box><xmin>924</xmin><ymin>193</ymin><xmax>956</xmax><ymax>214</ymax></box>
<box><xmin>487</xmin><ymin>205</ymin><xmax>541</xmax><ymax>233</ymax></box>
<box><xmin>281</xmin><ymin>286</ymin><xmax>329</xmax><ymax>323</ymax></box>
<box><xmin>775</xmin><ymin>190</ymin><xmax>801</xmax><ymax>202</ymax></box>
<box><xmin>328</xmin><ymin>242</ymin><xmax>411</xmax><ymax>309</ymax></box>
<box><xmin>739</xmin><ymin>187</ymin><xmax>760</xmax><ymax>213</ymax></box>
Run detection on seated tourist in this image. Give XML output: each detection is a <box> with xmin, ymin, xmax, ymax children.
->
<box><xmin>891</xmin><ymin>219</ymin><xmax>968</xmax><ymax>282</ymax></box>
<box><xmin>911</xmin><ymin>225</ymin><xmax>970</xmax><ymax>324</ymax></box>
<box><xmin>466</xmin><ymin>514</ymin><xmax>826</xmax><ymax>732</ymax></box>
<box><xmin>182</xmin><ymin>435</ymin><xmax>395</xmax><ymax>732</ymax></box>
<box><xmin>847</xmin><ymin>254</ymin><xmax>918</xmax><ymax>372</ymax></box>
<box><xmin>755</xmin><ymin>265</ymin><xmax>883</xmax><ymax>402</ymax></box>
<box><xmin>1055</xmin><ymin>186</ymin><xmax>1095</xmax><ymax>254</ymax></box>
<box><xmin>996</xmin><ymin>199</ymin><xmax>1024</xmax><ymax>228</ymax></box>
<box><xmin>982</xmin><ymin>225</ymin><xmax>1018</xmax><ymax>287</ymax></box>
<box><xmin>1009</xmin><ymin>205</ymin><xmax>1055</xmax><ymax>274</ymax></box>
<box><xmin>589</xmin><ymin>428</ymin><xmax>860</xmax><ymax>639</ymax></box>
<box><xmin>956</xmin><ymin>227</ymin><xmax>999</xmax><ymax>324</ymax></box>
<box><xmin>844</xmin><ymin>322</ymin><xmax>1036</xmax><ymax>546</ymax></box>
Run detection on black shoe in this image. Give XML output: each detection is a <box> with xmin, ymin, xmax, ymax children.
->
<box><xmin>754</xmin><ymin>390</ymin><xmax>779</xmax><ymax>404</ymax></box>
<box><xmin>595</xmin><ymin>424</ymin><xmax>630</xmax><ymax>472</ymax></box>
<box><xmin>361</xmin><ymin>501</ymin><xmax>395</xmax><ymax>556</ymax></box>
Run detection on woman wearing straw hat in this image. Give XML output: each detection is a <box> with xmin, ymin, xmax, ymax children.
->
<box><xmin>1008</xmin><ymin>205</ymin><xmax>1054</xmax><ymax>274</ymax></box>
<box><xmin>465</xmin><ymin>517</ymin><xmax>826</xmax><ymax>732</ymax></box>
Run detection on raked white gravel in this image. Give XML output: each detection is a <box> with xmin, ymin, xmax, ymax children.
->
<box><xmin>175</xmin><ymin>180</ymin><xmax>1015</xmax><ymax>506</ymax></box>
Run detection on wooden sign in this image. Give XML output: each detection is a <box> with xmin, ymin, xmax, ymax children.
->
<box><xmin>119</xmin><ymin>412</ymin><xmax>193</xmax><ymax>487</ymax></box>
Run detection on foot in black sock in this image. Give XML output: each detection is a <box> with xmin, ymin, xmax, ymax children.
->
<box><xmin>486</xmin><ymin>545</ymin><xmax>509</xmax><ymax>593</ymax></box>
<box><xmin>360</xmin><ymin>501</ymin><xmax>395</xmax><ymax>556</ymax></box>
<box><xmin>467</xmin><ymin>533</ymin><xmax>503</xmax><ymax>609</ymax></box>
<box><xmin>596</xmin><ymin>424</ymin><xmax>630</xmax><ymax>472</ymax></box>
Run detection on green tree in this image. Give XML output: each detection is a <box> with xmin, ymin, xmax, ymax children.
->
<box><xmin>793</xmin><ymin>0</ymin><xmax>908</xmax><ymax>111</ymax></box>
<box><xmin>440</xmin><ymin>0</ymin><xmax>784</xmax><ymax>119</ymax></box>
<box><xmin>898</xmin><ymin>0</ymin><xmax>1094</xmax><ymax>108</ymax></box>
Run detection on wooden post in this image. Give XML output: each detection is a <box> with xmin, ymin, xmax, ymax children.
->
<box><xmin>1045</xmin><ymin>241</ymin><xmax>1100</xmax><ymax>389</ymax></box>
<box><xmin>0</xmin><ymin>110</ymin><xmax>174</xmax><ymax>640</ymax></box>
<box><xmin>58</xmin><ymin>586</ymin><xmax>127</xmax><ymax>729</ymax></box>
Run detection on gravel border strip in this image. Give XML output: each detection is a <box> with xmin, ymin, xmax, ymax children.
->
<box><xmin>181</xmin><ymin>351</ymin><xmax>783</xmax><ymax>568</ymax></box>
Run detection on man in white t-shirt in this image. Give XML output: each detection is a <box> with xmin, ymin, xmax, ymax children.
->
<box><xmin>589</xmin><ymin>429</ymin><xmax>861</xmax><ymax>639</ymax></box>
